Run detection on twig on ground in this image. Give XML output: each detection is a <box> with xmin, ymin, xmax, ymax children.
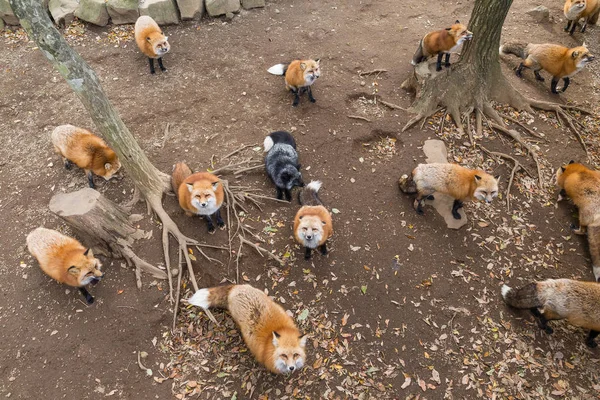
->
<box><xmin>375</xmin><ymin>96</ymin><xmax>408</xmax><ymax>111</ymax></box>
<box><xmin>238</xmin><ymin>235</ymin><xmax>284</xmax><ymax>265</ymax></box>
<box><xmin>224</xmin><ymin>144</ymin><xmax>257</xmax><ymax>159</ymax></box>
<box><xmin>161</xmin><ymin>122</ymin><xmax>171</xmax><ymax>148</ymax></box>
<box><xmin>359</xmin><ymin>69</ymin><xmax>388</xmax><ymax>76</ymax></box>
<box><xmin>498</xmin><ymin>112</ymin><xmax>545</xmax><ymax>140</ymax></box>
<box><xmin>479</xmin><ymin>145</ymin><xmax>526</xmax><ymax>210</ymax></box>
<box><xmin>210</xmin><ymin>158</ymin><xmax>262</xmax><ymax>175</ymax></box>
<box><xmin>347</xmin><ymin>115</ymin><xmax>372</xmax><ymax>122</ymax></box>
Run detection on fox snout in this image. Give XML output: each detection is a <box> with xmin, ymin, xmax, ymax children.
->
<box><xmin>305</xmin><ymin>234</ymin><xmax>313</xmax><ymax>240</ymax></box>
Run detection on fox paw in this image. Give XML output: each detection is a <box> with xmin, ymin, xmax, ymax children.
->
<box><xmin>544</xmin><ymin>326</ymin><xmax>554</xmax><ymax>335</ymax></box>
<box><xmin>452</xmin><ymin>211</ymin><xmax>462</xmax><ymax>220</ymax></box>
<box><xmin>587</xmin><ymin>340</ymin><xmax>598</xmax><ymax>348</ymax></box>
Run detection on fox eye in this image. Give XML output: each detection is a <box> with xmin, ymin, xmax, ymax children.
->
<box><xmin>302</xmin><ymin>227</ymin><xmax>307</xmax><ymax>231</ymax></box>
<box><xmin>281</xmin><ymin>354</ymin><xmax>288</xmax><ymax>360</ymax></box>
<box><xmin>293</xmin><ymin>353</ymin><xmax>299</xmax><ymax>359</ymax></box>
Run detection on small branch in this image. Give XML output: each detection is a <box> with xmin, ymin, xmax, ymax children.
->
<box><xmin>376</xmin><ymin>96</ymin><xmax>407</xmax><ymax>111</ymax></box>
<box><xmin>210</xmin><ymin>158</ymin><xmax>262</xmax><ymax>175</ymax></box>
<box><xmin>476</xmin><ymin>109</ymin><xmax>482</xmax><ymax>137</ymax></box>
<box><xmin>161</xmin><ymin>122</ymin><xmax>171</xmax><ymax>148</ymax></box>
<box><xmin>359</xmin><ymin>68</ymin><xmax>388</xmax><ymax>76</ymax></box>
<box><xmin>239</xmin><ymin>235</ymin><xmax>284</xmax><ymax>265</ymax></box>
<box><xmin>137</xmin><ymin>351</ymin><xmax>151</xmax><ymax>374</ymax></box>
<box><xmin>480</xmin><ymin>146</ymin><xmax>524</xmax><ymax>210</ymax></box>
<box><xmin>224</xmin><ymin>144</ymin><xmax>257</xmax><ymax>159</ymax></box>
<box><xmin>498</xmin><ymin>112</ymin><xmax>545</xmax><ymax>140</ymax></box>
<box><xmin>439</xmin><ymin>111</ymin><xmax>447</xmax><ymax>134</ymax></box>
<box><xmin>347</xmin><ymin>115</ymin><xmax>372</xmax><ymax>122</ymax></box>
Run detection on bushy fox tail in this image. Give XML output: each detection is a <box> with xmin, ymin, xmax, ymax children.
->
<box><xmin>411</xmin><ymin>40</ymin><xmax>426</xmax><ymax>66</ymax></box>
<box><xmin>499</xmin><ymin>41</ymin><xmax>529</xmax><ymax>59</ymax></box>
<box><xmin>588</xmin><ymin>225</ymin><xmax>600</xmax><ymax>282</ymax></box>
<box><xmin>267</xmin><ymin>63</ymin><xmax>289</xmax><ymax>76</ymax></box>
<box><xmin>298</xmin><ymin>180</ymin><xmax>323</xmax><ymax>206</ymax></box>
<box><xmin>188</xmin><ymin>285</ymin><xmax>234</xmax><ymax>310</ymax></box>
<box><xmin>398</xmin><ymin>174</ymin><xmax>418</xmax><ymax>194</ymax></box>
<box><xmin>171</xmin><ymin>162</ymin><xmax>193</xmax><ymax>196</ymax></box>
<box><xmin>501</xmin><ymin>283</ymin><xmax>542</xmax><ymax>309</ymax></box>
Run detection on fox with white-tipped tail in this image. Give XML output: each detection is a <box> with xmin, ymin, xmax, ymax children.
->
<box><xmin>294</xmin><ymin>180</ymin><xmax>333</xmax><ymax>260</ymax></box>
<box><xmin>188</xmin><ymin>284</ymin><xmax>307</xmax><ymax>374</ymax></box>
<box><xmin>268</xmin><ymin>59</ymin><xmax>321</xmax><ymax>106</ymax></box>
<box><xmin>501</xmin><ymin>279</ymin><xmax>600</xmax><ymax>347</ymax></box>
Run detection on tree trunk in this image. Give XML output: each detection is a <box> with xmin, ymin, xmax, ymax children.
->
<box><xmin>49</xmin><ymin>189</ymin><xmax>168</xmax><ymax>287</ymax></box>
<box><xmin>9</xmin><ymin>0</ymin><xmax>170</xmax><ymax>201</ymax></box>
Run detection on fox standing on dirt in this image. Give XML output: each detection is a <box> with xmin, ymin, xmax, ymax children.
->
<box><xmin>500</xmin><ymin>41</ymin><xmax>596</xmax><ymax>94</ymax></box>
<box><xmin>268</xmin><ymin>59</ymin><xmax>320</xmax><ymax>106</ymax></box>
<box><xmin>399</xmin><ymin>163</ymin><xmax>499</xmax><ymax>220</ymax></box>
<box><xmin>502</xmin><ymin>279</ymin><xmax>600</xmax><ymax>347</ymax></box>
<box><xmin>563</xmin><ymin>0</ymin><xmax>600</xmax><ymax>35</ymax></box>
<box><xmin>134</xmin><ymin>15</ymin><xmax>170</xmax><ymax>74</ymax></box>
<box><xmin>411</xmin><ymin>20</ymin><xmax>473</xmax><ymax>71</ymax></box>
<box><xmin>171</xmin><ymin>162</ymin><xmax>225</xmax><ymax>233</ymax></box>
<box><xmin>51</xmin><ymin>124</ymin><xmax>121</xmax><ymax>189</ymax></box>
<box><xmin>27</xmin><ymin>227</ymin><xmax>103</xmax><ymax>304</ymax></box>
<box><xmin>188</xmin><ymin>284</ymin><xmax>307</xmax><ymax>374</ymax></box>
<box><xmin>556</xmin><ymin>160</ymin><xmax>600</xmax><ymax>281</ymax></box>
<box><xmin>264</xmin><ymin>131</ymin><xmax>304</xmax><ymax>201</ymax></box>
<box><xmin>294</xmin><ymin>181</ymin><xmax>333</xmax><ymax>260</ymax></box>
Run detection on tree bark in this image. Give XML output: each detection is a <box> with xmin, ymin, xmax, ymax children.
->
<box><xmin>9</xmin><ymin>0</ymin><xmax>170</xmax><ymax>200</ymax></box>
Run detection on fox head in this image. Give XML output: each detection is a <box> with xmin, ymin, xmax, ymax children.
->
<box><xmin>272</xmin><ymin>330</ymin><xmax>307</xmax><ymax>374</ymax></box>
<box><xmin>147</xmin><ymin>32</ymin><xmax>170</xmax><ymax>57</ymax></box>
<box><xmin>447</xmin><ymin>20</ymin><xmax>473</xmax><ymax>45</ymax></box>
<box><xmin>473</xmin><ymin>172</ymin><xmax>499</xmax><ymax>204</ymax></box>
<box><xmin>280</xmin><ymin>166</ymin><xmax>304</xmax><ymax>190</ymax></box>
<box><xmin>188</xmin><ymin>180</ymin><xmax>221</xmax><ymax>211</ymax></box>
<box><xmin>68</xmin><ymin>248</ymin><xmax>103</xmax><ymax>286</ymax></box>
<box><xmin>296</xmin><ymin>214</ymin><xmax>326</xmax><ymax>248</ymax></box>
<box><xmin>570</xmin><ymin>44</ymin><xmax>595</xmax><ymax>68</ymax></box>
<box><xmin>95</xmin><ymin>149</ymin><xmax>121</xmax><ymax>181</ymax></box>
<box><xmin>568</xmin><ymin>0</ymin><xmax>587</xmax><ymax>13</ymax></box>
<box><xmin>301</xmin><ymin>59</ymin><xmax>321</xmax><ymax>86</ymax></box>
<box><xmin>556</xmin><ymin>160</ymin><xmax>579</xmax><ymax>187</ymax></box>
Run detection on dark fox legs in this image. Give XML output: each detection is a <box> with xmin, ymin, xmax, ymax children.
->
<box><xmin>276</xmin><ymin>187</ymin><xmax>293</xmax><ymax>202</ymax></box>
<box><xmin>586</xmin><ymin>330</ymin><xmax>600</xmax><ymax>348</ymax></box>
<box><xmin>79</xmin><ymin>287</ymin><xmax>94</xmax><ymax>305</ymax></box>
<box><xmin>551</xmin><ymin>77</ymin><xmax>570</xmax><ymax>94</ymax></box>
<box><xmin>205</xmin><ymin>210</ymin><xmax>225</xmax><ymax>234</ymax></box>
<box><xmin>158</xmin><ymin>57</ymin><xmax>166</xmax><ymax>72</ymax></box>
<box><xmin>530</xmin><ymin>308</ymin><xmax>553</xmax><ymax>334</ymax></box>
<box><xmin>452</xmin><ymin>199</ymin><xmax>464</xmax><ymax>220</ymax></box>
<box><xmin>148</xmin><ymin>58</ymin><xmax>155</xmax><ymax>74</ymax></box>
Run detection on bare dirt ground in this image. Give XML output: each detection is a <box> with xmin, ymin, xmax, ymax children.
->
<box><xmin>1</xmin><ymin>0</ymin><xmax>600</xmax><ymax>398</ymax></box>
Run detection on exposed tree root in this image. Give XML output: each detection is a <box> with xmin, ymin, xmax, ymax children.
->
<box><xmin>210</xmin><ymin>158</ymin><xmax>263</xmax><ymax>175</ymax></box>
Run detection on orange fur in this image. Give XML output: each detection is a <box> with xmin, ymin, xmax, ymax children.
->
<box><xmin>134</xmin><ymin>16</ymin><xmax>170</xmax><ymax>59</ymax></box>
<box><xmin>173</xmin><ymin>166</ymin><xmax>224</xmax><ymax>216</ymax></box>
<box><xmin>564</xmin><ymin>0</ymin><xmax>600</xmax><ymax>24</ymax></box>
<box><xmin>556</xmin><ymin>162</ymin><xmax>600</xmax><ymax>228</ymax></box>
<box><xmin>26</xmin><ymin>227</ymin><xmax>102</xmax><ymax>288</ymax></box>
<box><xmin>422</xmin><ymin>23</ymin><xmax>471</xmax><ymax>56</ymax></box>
<box><xmin>51</xmin><ymin>125</ymin><xmax>121</xmax><ymax>182</ymax></box>
<box><xmin>522</xmin><ymin>44</ymin><xmax>594</xmax><ymax>78</ymax></box>
<box><xmin>293</xmin><ymin>206</ymin><xmax>333</xmax><ymax>247</ymax></box>
<box><xmin>284</xmin><ymin>59</ymin><xmax>321</xmax><ymax>90</ymax></box>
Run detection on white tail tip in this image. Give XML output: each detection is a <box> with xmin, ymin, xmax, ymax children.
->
<box><xmin>501</xmin><ymin>284</ymin><xmax>511</xmax><ymax>299</ymax></box>
<box><xmin>267</xmin><ymin>64</ymin><xmax>286</xmax><ymax>75</ymax></box>
<box><xmin>188</xmin><ymin>288</ymin><xmax>210</xmax><ymax>309</ymax></box>
<box><xmin>263</xmin><ymin>136</ymin><xmax>274</xmax><ymax>152</ymax></box>
<box><xmin>307</xmin><ymin>180</ymin><xmax>322</xmax><ymax>192</ymax></box>
<box><xmin>410</xmin><ymin>60</ymin><xmax>416</xmax><ymax>66</ymax></box>
<box><xmin>499</xmin><ymin>46</ymin><xmax>504</xmax><ymax>55</ymax></box>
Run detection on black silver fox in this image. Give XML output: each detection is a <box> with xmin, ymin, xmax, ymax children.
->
<box><xmin>264</xmin><ymin>131</ymin><xmax>304</xmax><ymax>201</ymax></box>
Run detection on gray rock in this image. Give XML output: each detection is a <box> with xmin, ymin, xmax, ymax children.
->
<box><xmin>75</xmin><ymin>0</ymin><xmax>109</xmax><ymax>26</ymax></box>
<box><xmin>0</xmin><ymin>0</ymin><xmax>19</xmax><ymax>26</ymax></box>
<box><xmin>225</xmin><ymin>11</ymin><xmax>234</xmax><ymax>20</ymax></box>
<box><xmin>176</xmin><ymin>0</ymin><xmax>204</xmax><ymax>20</ymax></box>
<box><xmin>241</xmin><ymin>0</ymin><xmax>264</xmax><ymax>9</ymax></box>
<box><xmin>205</xmin><ymin>0</ymin><xmax>240</xmax><ymax>17</ymax></box>
<box><xmin>48</xmin><ymin>0</ymin><xmax>79</xmax><ymax>26</ymax></box>
<box><xmin>107</xmin><ymin>0</ymin><xmax>139</xmax><ymax>24</ymax></box>
<box><xmin>139</xmin><ymin>0</ymin><xmax>179</xmax><ymax>25</ymax></box>
<box><xmin>526</xmin><ymin>5</ymin><xmax>549</xmax><ymax>23</ymax></box>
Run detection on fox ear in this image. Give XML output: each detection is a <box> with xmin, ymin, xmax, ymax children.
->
<box><xmin>561</xmin><ymin>166</ymin><xmax>567</xmax><ymax>172</ymax></box>
<box><xmin>474</xmin><ymin>175</ymin><xmax>482</xmax><ymax>181</ymax></box>
<box><xmin>315</xmin><ymin>58</ymin><xmax>320</xmax><ymax>64</ymax></box>
<box><xmin>455</xmin><ymin>19</ymin><xmax>460</xmax><ymax>23</ymax></box>
<box><xmin>494</xmin><ymin>175</ymin><xmax>501</xmax><ymax>181</ymax></box>
<box><xmin>84</xmin><ymin>248</ymin><xmax>94</xmax><ymax>258</ymax></box>
<box><xmin>569</xmin><ymin>160</ymin><xmax>575</xmax><ymax>164</ymax></box>
<box><xmin>104</xmin><ymin>162</ymin><xmax>112</xmax><ymax>171</ymax></box>
<box><xmin>68</xmin><ymin>266</ymin><xmax>79</xmax><ymax>275</ymax></box>
<box><xmin>299</xmin><ymin>334</ymin><xmax>308</xmax><ymax>347</ymax></box>
<box><xmin>300</xmin><ymin>62</ymin><xmax>307</xmax><ymax>71</ymax></box>
<box><xmin>211</xmin><ymin>181</ymin><xmax>220</xmax><ymax>191</ymax></box>
<box><xmin>445</xmin><ymin>27</ymin><xmax>452</xmax><ymax>31</ymax></box>
<box><xmin>186</xmin><ymin>183</ymin><xmax>194</xmax><ymax>193</ymax></box>
<box><xmin>272</xmin><ymin>331</ymin><xmax>281</xmax><ymax>347</ymax></box>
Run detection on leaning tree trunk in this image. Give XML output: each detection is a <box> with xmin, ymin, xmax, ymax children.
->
<box><xmin>10</xmin><ymin>0</ymin><xmax>203</xmax><ymax>303</ymax></box>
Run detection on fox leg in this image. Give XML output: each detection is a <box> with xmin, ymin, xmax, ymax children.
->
<box><xmin>205</xmin><ymin>215</ymin><xmax>216</xmax><ymax>234</ymax></box>
<box><xmin>581</xmin><ymin>18</ymin><xmax>588</xmax><ymax>33</ymax></box>
<box><xmin>291</xmin><ymin>88</ymin><xmax>300</xmax><ymax>107</ymax></box>
<box><xmin>550</xmin><ymin>77</ymin><xmax>560</xmax><ymax>94</ymax></box>
<box><xmin>86</xmin><ymin>170</ymin><xmax>95</xmax><ymax>189</ymax></box>
<box><xmin>569</xmin><ymin>20</ymin><xmax>577</xmax><ymax>35</ymax></box>
<box><xmin>158</xmin><ymin>57</ymin><xmax>167</xmax><ymax>72</ymax></box>
<box><xmin>564</xmin><ymin>19</ymin><xmax>572</xmax><ymax>32</ymax></box>
<box><xmin>79</xmin><ymin>287</ymin><xmax>94</xmax><ymax>305</ymax></box>
<box><xmin>214</xmin><ymin>209</ymin><xmax>226</xmax><ymax>229</ymax></box>
<box><xmin>435</xmin><ymin>53</ymin><xmax>444</xmax><ymax>72</ymax></box>
<box><xmin>307</xmin><ymin>86</ymin><xmax>316</xmax><ymax>103</ymax></box>
<box><xmin>148</xmin><ymin>58</ymin><xmax>156</xmax><ymax>74</ymax></box>
<box><xmin>413</xmin><ymin>197</ymin><xmax>426</xmax><ymax>215</ymax></box>
<box><xmin>444</xmin><ymin>53</ymin><xmax>451</xmax><ymax>68</ymax></box>
<box><xmin>64</xmin><ymin>159</ymin><xmax>74</xmax><ymax>170</ymax></box>
<box><xmin>276</xmin><ymin>187</ymin><xmax>284</xmax><ymax>200</ymax></box>
<box><xmin>533</xmin><ymin>69</ymin><xmax>545</xmax><ymax>81</ymax></box>
<box><xmin>451</xmin><ymin>199</ymin><xmax>463</xmax><ymax>220</ymax></box>
<box><xmin>320</xmin><ymin>242</ymin><xmax>328</xmax><ymax>255</ymax></box>
<box><xmin>561</xmin><ymin>77</ymin><xmax>570</xmax><ymax>92</ymax></box>
<box><xmin>586</xmin><ymin>330</ymin><xmax>600</xmax><ymax>348</ymax></box>
<box><xmin>304</xmin><ymin>247</ymin><xmax>312</xmax><ymax>260</ymax></box>
<box><xmin>284</xmin><ymin>188</ymin><xmax>292</xmax><ymax>202</ymax></box>
<box><xmin>530</xmin><ymin>308</ymin><xmax>553</xmax><ymax>334</ymax></box>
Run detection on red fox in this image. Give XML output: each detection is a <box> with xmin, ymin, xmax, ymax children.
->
<box><xmin>411</xmin><ymin>20</ymin><xmax>473</xmax><ymax>71</ymax></box>
<box><xmin>502</xmin><ymin>279</ymin><xmax>600</xmax><ymax>347</ymax></box>
<box><xmin>294</xmin><ymin>181</ymin><xmax>333</xmax><ymax>260</ymax></box>
<box><xmin>500</xmin><ymin>41</ymin><xmax>596</xmax><ymax>93</ymax></box>
<box><xmin>564</xmin><ymin>0</ymin><xmax>600</xmax><ymax>35</ymax></box>
<box><xmin>188</xmin><ymin>284</ymin><xmax>307</xmax><ymax>374</ymax></box>
<box><xmin>171</xmin><ymin>162</ymin><xmax>225</xmax><ymax>233</ymax></box>
<box><xmin>268</xmin><ymin>59</ymin><xmax>321</xmax><ymax>106</ymax></box>
<box><xmin>556</xmin><ymin>161</ymin><xmax>600</xmax><ymax>280</ymax></box>
<box><xmin>399</xmin><ymin>163</ymin><xmax>499</xmax><ymax>219</ymax></box>
<box><xmin>134</xmin><ymin>15</ymin><xmax>170</xmax><ymax>74</ymax></box>
<box><xmin>26</xmin><ymin>227</ymin><xmax>103</xmax><ymax>304</ymax></box>
<box><xmin>51</xmin><ymin>124</ymin><xmax>121</xmax><ymax>189</ymax></box>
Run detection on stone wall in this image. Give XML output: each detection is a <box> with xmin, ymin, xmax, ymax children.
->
<box><xmin>0</xmin><ymin>0</ymin><xmax>266</xmax><ymax>28</ymax></box>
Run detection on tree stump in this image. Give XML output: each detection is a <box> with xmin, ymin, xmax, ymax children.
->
<box><xmin>49</xmin><ymin>188</ymin><xmax>168</xmax><ymax>288</ymax></box>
